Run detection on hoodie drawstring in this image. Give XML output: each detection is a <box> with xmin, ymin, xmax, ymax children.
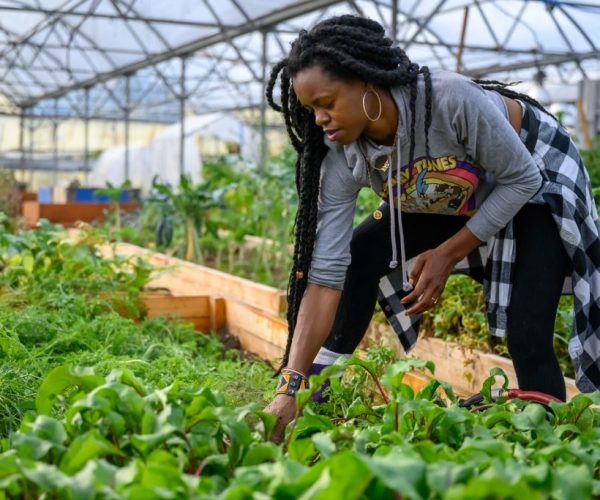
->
<box><xmin>387</xmin><ymin>139</ymin><xmax>413</xmax><ymax>292</ymax></box>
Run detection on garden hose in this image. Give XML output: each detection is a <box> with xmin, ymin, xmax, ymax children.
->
<box><xmin>458</xmin><ymin>388</ymin><xmax>562</xmax><ymax>411</ymax></box>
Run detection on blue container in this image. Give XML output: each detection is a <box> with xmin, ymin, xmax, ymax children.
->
<box><xmin>38</xmin><ymin>187</ymin><xmax>53</xmax><ymax>203</ymax></box>
<box><xmin>71</xmin><ymin>188</ymin><xmax>133</xmax><ymax>203</ymax></box>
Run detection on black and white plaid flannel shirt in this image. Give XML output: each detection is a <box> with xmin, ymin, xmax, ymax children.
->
<box><xmin>378</xmin><ymin>101</ymin><xmax>600</xmax><ymax>393</ymax></box>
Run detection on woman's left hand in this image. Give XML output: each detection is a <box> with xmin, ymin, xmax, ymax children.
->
<box><xmin>400</xmin><ymin>247</ymin><xmax>456</xmax><ymax>315</ymax></box>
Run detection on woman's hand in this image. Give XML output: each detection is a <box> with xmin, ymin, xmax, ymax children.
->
<box><xmin>400</xmin><ymin>226</ymin><xmax>483</xmax><ymax>316</ymax></box>
<box><xmin>263</xmin><ymin>394</ymin><xmax>297</xmax><ymax>444</ymax></box>
<box><xmin>400</xmin><ymin>247</ymin><xmax>455</xmax><ymax>315</ymax></box>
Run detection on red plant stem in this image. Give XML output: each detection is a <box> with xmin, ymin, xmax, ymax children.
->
<box><xmin>195</xmin><ymin>459</ymin><xmax>206</xmax><ymax>476</ymax></box>
<box><xmin>351</xmin><ymin>363</ymin><xmax>389</xmax><ymax>405</ymax></box>
<box><xmin>373</xmin><ymin>375</ymin><xmax>390</xmax><ymax>405</ymax></box>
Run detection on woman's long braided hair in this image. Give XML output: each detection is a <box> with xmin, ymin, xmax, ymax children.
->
<box><xmin>265</xmin><ymin>14</ymin><xmax>554</xmax><ymax>371</ymax></box>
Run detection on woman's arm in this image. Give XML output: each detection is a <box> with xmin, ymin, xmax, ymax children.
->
<box><xmin>287</xmin><ymin>283</ymin><xmax>343</xmax><ymax>374</ymax></box>
<box><xmin>264</xmin><ymin>284</ymin><xmax>341</xmax><ymax>442</ymax></box>
<box><xmin>264</xmin><ymin>149</ymin><xmax>358</xmax><ymax>442</ymax></box>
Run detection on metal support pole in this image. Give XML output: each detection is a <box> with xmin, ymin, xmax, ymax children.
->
<box><xmin>19</xmin><ymin>107</ymin><xmax>25</xmax><ymax>173</ymax></box>
<box><xmin>391</xmin><ymin>0</ymin><xmax>398</xmax><ymax>43</ymax></box>
<box><xmin>124</xmin><ymin>74</ymin><xmax>131</xmax><ymax>181</ymax></box>
<box><xmin>84</xmin><ymin>87</ymin><xmax>90</xmax><ymax>184</ymax></box>
<box><xmin>259</xmin><ymin>30</ymin><xmax>268</xmax><ymax>169</ymax></box>
<box><xmin>28</xmin><ymin>118</ymin><xmax>35</xmax><ymax>187</ymax></box>
<box><xmin>179</xmin><ymin>56</ymin><xmax>187</xmax><ymax>178</ymax></box>
<box><xmin>53</xmin><ymin>99</ymin><xmax>59</xmax><ymax>185</ymax></box>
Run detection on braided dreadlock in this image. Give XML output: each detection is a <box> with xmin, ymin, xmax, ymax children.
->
<box><xmin>265</xmin><ymin>15</ymin><xmax>434</xmax><ymax>370</ymax></box>
<box><xmin>474</xmin><ymin>79</ymin><xmax>557</xmax><ymax>120</ymax></box>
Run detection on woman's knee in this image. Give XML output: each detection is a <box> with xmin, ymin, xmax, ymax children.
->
<box><xmin>506</xmin><ymin>325</ymin><xmax>555</xmax><ymax>363</ymax></box>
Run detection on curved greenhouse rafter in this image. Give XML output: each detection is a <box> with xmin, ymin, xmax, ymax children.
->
<box><xmin>0</xmin><ymin>0</ymin><xmax>596</xmax><ymax>122</ymax></box>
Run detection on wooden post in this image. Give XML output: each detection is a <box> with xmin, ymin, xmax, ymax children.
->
<box><xmin>456</xmin><ymin>6</ymin><xmax>469</xmax><ymax>73</ymax></box>
<box><xmin>210</xmin><ymin>295</ymin><xmax>226</xmax><ymax>333</ymax></box>
<box><xmin>576</xmin><ymin>97</ymin><xmax>593</xmax><ymax>149</ymax></box>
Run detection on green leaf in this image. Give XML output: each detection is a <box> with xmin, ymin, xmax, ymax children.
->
<box><xmin>456</xmin><ymin>437</ymin><xmax>513</xmax><ymax>461</ymax></box>
<box><xmin>552</xmin><ymin>465</ymin><xmax>592</xmax><ymax>500</ymax></box>
<box><xmin>21</xmin><ymin>415</ymin><xmax>67</xmax><ymax>445</ymax></box>
<box><xmin>293</xmin><ymin>407</ymin><xmax>334</xmax><ymax>438</ymax></box>
<box><xmin>426</xmin><ymin>461</ymin><xmax>475</xmax><ymax>494</ymax></box>
<box><xmin>130</xmin><ymin>424</ymin><xmax>178</xmax><ymax>457</ymax></box>
<box><xmin>36</xmin><ymin>365</ymin><xmax>103</xmax><ymax>416</ymax></box>
<box><xmin>480</xmin><ymin>367</ymin><xmax>510</xmax><ymax>402</ymax></box>
<box><xmin>381</xmin><ymin>358</ymin><xmax>435</xmax><ymax>396</ymax></box>
<box><xmin>445</xmin><ymin>475</ymin><xmax>541</xmax><ymax>500</ymax></box>
<box><xmin>511</xmin><ymin>404</ymin><xmax>549</xmax><ymax>431</ymax></box>
<box><xmin>360</xmin><ymin>451</ymin><xmax>427</xmax><ymax>499</ymax></box>
<box><xmin>71</xmin><ymin>459</ymin><xmax>118</xmax><ymax>500</ymax></box>
<box><xmin>20</xmin><ymin>461</ymin><xmax>73</xmax><ymax>491</ymax></box>
<box><xmin>287</xmin><ymin>437</ymin><xmax>316</xmax><ymax>464</ymax></box>
<box><xmin>311</xmin><ymin>432</ymin><xmax>336</xmax><ymax>459</ymax></box>
<box><xmin>59</xmin><ymin>430</ymin><xmax>125</xmax><ymax>475</ymax></box>
<box><xmin>303</xmin><ymin>451</ymin><xmax>374</xmax><ymax>500</ymax></box>
<box><xmin>253</xmin><ymin>410</ymin><xmax>277</xmax><ymax>441</ymax></box>
<box><xmin>242</xmin><ymin>442</ymin><xmax>279</xmax><ymax>466</ymax></box>
<box><xmin>10</xmin><ymin>434</ymin><xmax>57</xmax><ymax>461</ymax></box>
<box><xmin>107</xmin><ymin>368</ymin><xmax>146</xmax><ymax>397</ymax></box>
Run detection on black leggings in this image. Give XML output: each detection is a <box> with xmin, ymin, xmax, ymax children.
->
<box><xmin>322</xmin><ymin>203</ymin><xmax>569</xmax><ymax>401</ymax></box>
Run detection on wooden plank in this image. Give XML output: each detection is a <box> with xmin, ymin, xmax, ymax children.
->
<box><xmin>142</xmin><ymin>294</ymin><xmax>229</xmax><ymax>334</ymax></box>
<box><xmin>22</xmin><ymin>200</ymin><xmax>40</xmax><ymax>227</ymax></box>
<box><xmin>402</xmin><ymin>372</ymin><xmax>434</xmax><ymax>395</ymax></box>
<box><xmin>225</xmin><ymin>299</ymin><xmax>288</xmax><ymax>348</ymax></box>
<box><xmin>227</xmin><ymin>324</ymin><xmax>284</xmax><ymax>363</ymax></box>
<box><xmin>24</xmin><ymin>202</ymin><xmax>138</xmax><ymax>228</ymax></box>
<box><xmin>143</xmin><ymin>295</ymin><xmax>211</xmax><ymax>318</ymax></box>
<box><xmin>224</xmin><ymin>299</ymin><xmax>287</xmax><ymax>364</ymax></box>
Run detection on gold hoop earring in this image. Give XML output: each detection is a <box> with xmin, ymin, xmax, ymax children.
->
<box><xmin>362</xmin><ymin>88</ymin><xmax>382</xmax><ymax>122</ymax></box>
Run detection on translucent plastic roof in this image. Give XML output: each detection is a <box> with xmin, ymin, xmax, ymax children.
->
<box><xmin>0</xmin><ymin>0</ymin><xmax>598</xmax><ymax>122</ymax></box>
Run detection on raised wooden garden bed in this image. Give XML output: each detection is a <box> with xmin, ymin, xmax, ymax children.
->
<box><xmin>22</xmin><ymin>201</ymin><xmax>139</xmax><ymax>228</ymax></box>
<box><xmin>103</xmin><ymin>242</ymin><xmax>287</xmax><ymax>316</ymax></box>
<box><xmin>106</xmin><ymin>242</ymin><xmax>581</xmax><ymax>400</ymax></box>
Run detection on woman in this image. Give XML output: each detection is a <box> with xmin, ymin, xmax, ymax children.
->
<box><xmin>264</xmin><ymin>14</ymin><xmax>600</xmax><ymax>441</ymax></box>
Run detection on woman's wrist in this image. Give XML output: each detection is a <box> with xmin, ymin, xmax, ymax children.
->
<box><xmin>275</xmin><ymin>367</ymin><xmax>309</xmax><ymax>396</ymax></box>
<box><xmin>437</xmin><ymin>226</ymin><xmax>482</xmax><ymax>264</ymax></box>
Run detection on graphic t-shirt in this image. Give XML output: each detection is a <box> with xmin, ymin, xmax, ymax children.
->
<box><xmin>379</xmin><ymin>154</ymin><xmax>482</xmax><ymax>216</ymax></box>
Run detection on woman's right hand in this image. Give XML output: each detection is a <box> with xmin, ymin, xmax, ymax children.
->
<box><xmin>263</xmin><ymin>394</ymin><xmax>297</xmax><ymax>444</ymax></box>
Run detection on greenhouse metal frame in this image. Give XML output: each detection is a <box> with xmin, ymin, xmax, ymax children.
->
<box><xmin>0</xmin><ymin>0</ymin><xmax>598</xmax><ymax>176</ymax></box>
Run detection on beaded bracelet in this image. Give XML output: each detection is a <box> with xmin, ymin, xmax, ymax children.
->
<box><xmin>276</xmin><ymin>367</ymin><xmax>309</xmax><ymax>396</ymax></box>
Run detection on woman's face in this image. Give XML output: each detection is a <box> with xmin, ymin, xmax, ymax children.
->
<box><xmin>292</xmin><ymin>65</ymin><xmax>370</xmax><ymax>145</ymax></box>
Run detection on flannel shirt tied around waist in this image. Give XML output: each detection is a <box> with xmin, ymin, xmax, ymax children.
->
<box><xmin>377</xmin><ymin>100</ymin><xmax>600</xmax><ymax>393</ymax></box>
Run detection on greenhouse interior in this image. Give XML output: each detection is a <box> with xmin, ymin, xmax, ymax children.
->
<box><xmin>1</xmin><ymin>0</ymin><xmax>600</xmax><ymax>497</ymax></box>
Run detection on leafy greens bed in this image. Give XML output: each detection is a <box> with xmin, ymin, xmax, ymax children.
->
<box><xmin>0</xmin><ymin>223</ymin><xmax>599</xmax><ymax>499</ymax></box>
<box><xmin>0</xmin><ymin>222</ymin><xmax>272</xmax><ymax>439</ymax></box>
<box><xmin>1</xmin><ymin>356</ymin><xmax>599</xmax><ymax>498</ymax></box>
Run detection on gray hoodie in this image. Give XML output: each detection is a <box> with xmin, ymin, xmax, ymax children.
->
<box><xmin>307</xmin><ymin>69</ymin><xmax>543</xmax><ymax>290</ymax></box>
